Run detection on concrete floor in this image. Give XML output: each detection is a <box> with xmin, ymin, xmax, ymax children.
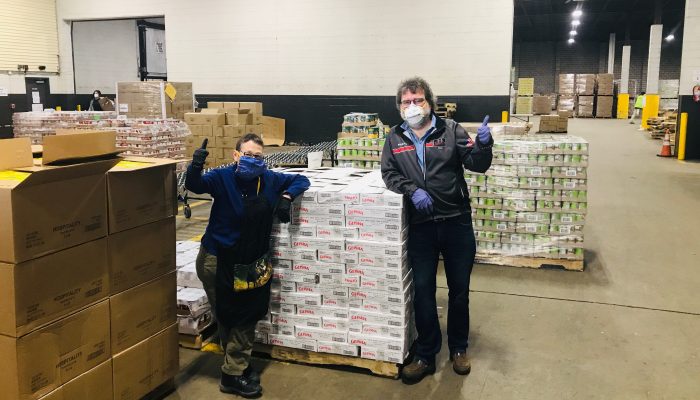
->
<box><xmin>168</xmin><ymin>118</ymin><xmax>700</xmax><ymax>399</ymax></box>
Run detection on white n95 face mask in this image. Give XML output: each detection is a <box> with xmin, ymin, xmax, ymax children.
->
<box><xmin>402</xmin><ymin>103</ymin><xmax>428</xmax><ymax>128</ymax></box>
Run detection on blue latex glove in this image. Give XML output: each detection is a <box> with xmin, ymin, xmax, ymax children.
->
<box><xmin>477</xmin><ymin>115</ymin><xmax>491</xmax><ymax>144</ymax></box>
<box><xmin>411</xmin><ymin>188</ymin><xmax>434</xmax><ymax>214</ymax></box>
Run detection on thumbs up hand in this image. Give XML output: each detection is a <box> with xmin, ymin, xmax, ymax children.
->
<box><xmin>477</xmin><ymin>115</ymin><xmax>491</xmax><ymax>144</ymax></box>
<box><xmin>191</xmin><ymin>138</ymin><xmax>209</xmax><ymax>169</ymax></box>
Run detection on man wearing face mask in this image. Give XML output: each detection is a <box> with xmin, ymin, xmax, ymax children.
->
<box><xmin>381</xmin><ymin>77</ymin><xmax>493</xmax><ymax>384</ymax></box>
<box><xmin>186</xmin><ymin>133</ymin><xmax>310</xmax><ymax>397</ymax></box>
<box><xmin>88</xmin><ymin>90</ymin><xmax>115</xmax><ymax>111</ymax></box>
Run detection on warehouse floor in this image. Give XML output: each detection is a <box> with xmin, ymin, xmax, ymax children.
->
<box><xmin>169</xmin><ymin>118</ymin><xmax>700</xmax><ymax>400</ymax></box>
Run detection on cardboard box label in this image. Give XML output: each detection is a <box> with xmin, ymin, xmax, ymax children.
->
<box><xmin>0</xmin><ymin>170</ymin><xmax>30</xmax><ymax>182</ymax></box>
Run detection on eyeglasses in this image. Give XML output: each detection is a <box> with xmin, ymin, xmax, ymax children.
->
<box><xmin>400</xmin><ymin>98</ymin><xmax>426</xmax><ymax>107</ymax></box>
<box><xmin>242</xmin><ymin>152</ymin><xmax>264</xmax><ymax>160</ymax></box>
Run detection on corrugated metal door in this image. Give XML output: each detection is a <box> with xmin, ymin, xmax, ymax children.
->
<box><xmin>0</xmin><ymin>0</ymin><xmax>59</xmax><ymax>72</ymax></box>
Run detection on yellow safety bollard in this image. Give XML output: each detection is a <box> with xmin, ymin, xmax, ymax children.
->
<box><xmin>55</xmin><ymin>106</ymin><xmax>61</xmax><ymax>111</ymax></box>
<box><xmin>77</xmin><ymin>104</ymin><xmax>81</xmax><ymax>111</ymax></box>
<box><xmin>678</xmin><ymin>112</ymin><xmax>688</xmax><ymax>161</ymax></box>
<box><xmin>501</xmin><ymin>111</ymin><xmax>508</xmax><ymax>123</ymax></box>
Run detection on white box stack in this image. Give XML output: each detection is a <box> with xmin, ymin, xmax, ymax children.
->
<box><xmin>465</xmin><ymin>135</ymin><xmax>588</xmax><ymax>264</ymax></box>
<box><xmin>176</xmin><ymin>241</ymin><xmax>213</xmax><ymax>335</ymax></box>
<box><xmin>258</xmin><ymin>168</ymin><xmax>415</xmax><ymax>363</ymax></box>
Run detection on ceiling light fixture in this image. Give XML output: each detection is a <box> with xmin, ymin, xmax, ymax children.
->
<box><xmin>572</xmin><ymin>10</ymin><xmax>583</xmax><ymax>18</ymax></box>
<box><xmin>568</xmin><ymin>38</ymin><xmax>575</xmax><ymax>44</ymax></box>
<box><xmin>572</xmin><ymin>20</ymin><xmax>581</xmax><ymax>26</ymax></box>
<box><xmin>570</xmin><ymin>30</ymin><xmax>578</xmax><ymax>36</ymax></box>
<box><xmin>665</xmin><ymin>34</ymin><xmax>675</xmax><ymax>41</ymax></box>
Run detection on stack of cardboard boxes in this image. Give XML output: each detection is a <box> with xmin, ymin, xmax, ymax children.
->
<box><xmin>176</xmin><ymin>241</ymin><xmax>213</xmax><ymax>337</ymax></box>
<box><xmin>538</xmin><ymin>114</ymin><xmax>568</xmax><ymax>133</ymax></box>
<box><xmin>464</xmin><ymin>135</ymin><xmax>588</xmax><ymax>263</ymax></box>
<box><xmin>0</xmin><ymin>132</ymin><xmax>179</xmax><ymax>400</ymax></box>
<box><xmin>595</xmin><ymin>74</ymin><xmax>614</xmax><ymax>118</ymax></box>
<box><xmin>659</xmin><ymin>79</ymin><xmax>680</xmax><ymax>110</ymax></box>
<box><xmin>256</xmin><ymin>168</ymin><xmax>416</xmax><ymax>363</ymax></box>
<box><xmin>575</xmin><ymin>74</ymin><xmax>596</xmax><ymax>117</ymax></box>
<box><xmin>116</xmin><ymin>81</ymin><xmax>194</xmax><ymax>120</ymax></box>
<box><xmin>557</xmin><ymin>74</ymin><xmax>576</xmax><ymax>113</ymax></box>
<box><xmin>532</xmin><ymin>95</ymin><xmax>552</xmax><ymax>115</ymax></box>
<box><xmin>184</xmin><ymin>102</ymin><xmax>285</xmax><ymax>167</ymax></box>
<box><xmin>515</xmin><ymin>78</ymin><xmax>534</xmax><ymax>114</ymax></box>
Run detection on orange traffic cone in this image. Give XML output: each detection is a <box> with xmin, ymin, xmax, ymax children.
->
<box><xmin>657</xmin><ymin>129</ymin><xmax>673</xmax><ymax>158</ymax></box>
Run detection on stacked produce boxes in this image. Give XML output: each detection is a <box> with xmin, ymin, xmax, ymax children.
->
<box><xmin>516</xmin><ymin>77</ymin><xmax>534</xmax><ymax>114</ymax></box>
<box><xmin>575</xmin><ymin>74</ymin><xmax>596</xmax><ymax>117</ymax></box>
<box><xmin>336</xmin><ymin>113</ymin><xmax>387</xmax><ymax>170</ymax></box>
<box><xmin>557</xmin><ymin>74</ymin><xmax>576</xmax><ymax>113</ymax></box>
<box><xmin>116</xmin><ymin>81</ymin><xmax>194</xmax><ymax>120</ymax></box>
<box><xmin>595</xmin><ymin>74</ymin><xmax>614</xmax><ymax>118</ymax></box>
<box><xmin>257</xmin><ymin>168</ymin><xmax>415</xmax><ymax>363</ymax></box>
<box><xmin>464</xmin><ymin>135</ymin><xmax>588</xmax><ymax>264</ymax></box>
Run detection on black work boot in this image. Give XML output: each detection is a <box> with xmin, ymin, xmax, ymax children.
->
<box><xmin>401</xmin><ymin>359</ymin><xmax>436</xmax><ymax>384</ymax></box>
<box><xmin>220</xmin><ymin>373</ymin><xmax>262</xmax><ymax>398</ymax></box>
<box><xmin>243</xmin><ymin>366</ymin><xmax>261</xmax><ymax>384</ymax></box>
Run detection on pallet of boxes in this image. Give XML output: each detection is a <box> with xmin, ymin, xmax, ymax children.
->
<box><xmin>659</xmin><ymin>80</ymin><xmax>680</xmax><ymax>111</ymax></box>
<box><xmin>465</xmin><ymin>135</ymin><xmax>588</xmax><ymax>271</ymax></box>
<box><xmin>336</xmin><ymin>113</ymin><xmax>387</xmax><ymax>170</ymax></box>
<box><xmin>515</xmin><ymin>78</ymin><xmax>534</xmax><ymax>115</ymax></box>
<box><xmin>576</xmin><ymin>74</ymin><xmax>596</xmax><ymax>118</ymax></box>
<box><xmin>595</xmin><ymin>74</ymin><xmax>614</xmax><ymax>118</ymax></box>
<box><xmin>116</xmin><ymin>81</ymin><xmax>194</xmax><ymax>120</ymax></box>
<box><xmin>253</xmin><ymin>168</ymin><xmax>415</xmax><ymax>377</ymax></box>
<box><xmin>176</xmin><ymin>241</ymin><xmax>215</xmax><ymax>348</ymax></box>
<box><xmin>557</xmin><ymin>74</ymin><xmax>576</xmax><ymax>116</ymax></box>
<box><xmin>0</xmin><ymin>132</ymin><xmax>179</xmax><ymax>400</ymax></box>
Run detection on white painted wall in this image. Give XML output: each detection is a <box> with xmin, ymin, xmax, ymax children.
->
<box><xmin>53</xmin><ymin>0</ymin><xmax>513</xmax><ymax>96</ymax></box>
<box><xmin>680</xmin><ymin>0</ymin><xmax>700</xmax><ymax>95</ymax></box>
<box><xmin>72</xmin><ymin>19</ymin><xmax>140</xmax><ymax>94</ymax></box>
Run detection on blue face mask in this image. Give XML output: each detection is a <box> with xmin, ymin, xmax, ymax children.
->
<box><xmin>236</xmin><ymin>156</ymin><xmax>266</xmax><ymax>180</ymax></box>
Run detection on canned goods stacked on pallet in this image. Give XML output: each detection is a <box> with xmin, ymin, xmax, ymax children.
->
<box><xmin>336</xmin><ymin>113</ymin><xmax>389</xmax><ymax>170</ymax></box>
<box><xmin>256</xmin><ymin>168</ymin><xmax>416</xmax><ymax>363</ymax></box>
<box><xmin>12</xmin><ymin>110</ymin><xmax>118</xmax><ymax>144</ymax></box>
<box><xmin>465</xmin><ymin>135</ymin><xmax>589</xmax><ymax>263</ymax></box>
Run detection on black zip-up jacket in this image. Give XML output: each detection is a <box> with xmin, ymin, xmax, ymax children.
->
<box><xmin>381</xmin><ymin>115</ymin><xmax>493</xmax><ymax>224</ymax></box>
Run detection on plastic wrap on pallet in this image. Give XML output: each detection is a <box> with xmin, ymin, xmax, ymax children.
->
<box><xmin>12</xmin><ymin>110</ymin><xmax>118</xmax><ymax>144</ymax></box>
<box><xmin>256</xmin><ymin>168</ymin><xmax>416</xmax><ymax>363</ymax></box>
<box><xmin>557</xmin><ymin>95</ymin><xmax>576</xmax><ymax>112</ymax></box>
<box><xmin>558</xmin><ymin>74</ymin><xmax>576</xmax><ymax>95</ymax></box>
<box><xmin>659</xmin><ymin>80</ymin><xmax>680</xmax><ymax>99</ymax></box>
<box><xmin>116</xmin><ymin>81</ymin><xmax>194</xmax><ymax>120</ymax></box>
<box><xmin>466</xmin><ymin>135</ymin><xmax>588</xmax><ymax>264</ymax></box>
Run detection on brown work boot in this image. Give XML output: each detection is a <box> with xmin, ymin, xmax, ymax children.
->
<box><xmin>401</xmin><ymin>359</ymin><xmax>436</xmax><ymax>384</ymax></box>
<box><xmin>451</xmin><ymin>351</ymin><xmax>471</xmax><ymax>375</ymax></box>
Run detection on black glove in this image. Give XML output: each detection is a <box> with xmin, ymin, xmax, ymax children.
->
<box><xmin>191</xmin><ymin>138</ymin><xmax>209</xmax><ymax>169</ymax></box>
<box><xmin>276</xmin><ymin>195</ymin><xmax>293</xmax><ymax>223</ymax></box>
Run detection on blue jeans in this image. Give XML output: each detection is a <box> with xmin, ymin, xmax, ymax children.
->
<box><xmin>408</xmin><ymin>214</ymin><xmax>476</xmax><ymax>364</ymax></box>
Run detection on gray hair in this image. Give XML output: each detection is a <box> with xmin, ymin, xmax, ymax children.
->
<box><xmin>396</xmin><ymin>77</ymin><xmax>436</xmax><ymax>110</ymax></box>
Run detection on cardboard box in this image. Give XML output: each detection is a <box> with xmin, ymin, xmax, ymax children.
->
<box><xmin>112</xmin><ymin>324</ymin><xmax>179</xmax><ymax>400</ymax></box>
<box><xmin>109</xmin><ymin>272</ymin><xmax>177</xmax><ymax>354</ymax></box>
<box><xmin>0</xmin><ymin>137</ymin><xmax>116</xmax><ymax>264</ymax></box>
<box><xmin>0</xmin><ymin>301</ymin><xmax>111</xmax><ymax>400</ymax></box>
<box><xmin>262</xmin><ymin>116</ymin><xmax>285</xmax><ymax>146</ymax></box>
<box><xmin>226</xmin><ymin>113</ymin><xmax>248</xmax><ymax>126</ymax></box>
<box><xmin>596</xmin><ymin>95</ymin><xmax>613</xmax><ymax>118</ymax></box>
<box><xmin>44</xmin><ymin>130</ymin><xmax>120</xmax><ymax>165</ymax></box>
<box><xmin>515</xmin><ymin>96</ymin><xmax>533</xmax><ymax>114</ymax></box>
<box><xmin>117</xmin><ymin>82</ymin><xmax>193</xmax><ymax>119</ymax></box>
<box><xmin>223</xmin><ymin>102</ymin><xmax>240</xmax><ymax>109</ymax></box>
<box><xmin>558</xmin><ymin>74</ymin><xmax>576</xmax><ymax>95</ymax></box>
<box><xmin>201</xmin><ymin>108</ymin><xmax>225</xmax><ymax>114</ymax></box>
<box><xmin>518</xmin><ymin>78</ymin><xmax>535</xmax><ymax>96</ymax></box>
<box><xmin>107</xmin><ymin>156</ymin><xmax>178</xmax><ymax>233</ymax></box>
<box><xmin>577</xmin><ymin>96</ymin><xmax>595</xmax><ymax>117</ymax></box>
<box><xmin>238</xmin><ymin>102</ymin><xmax>263</xmax><ymax>114</ymax></box>
<box><xmin>0</xmin><ymin>238</ymin><xmax>108</xmax><ymax>337</ymax></box>
<box><xmin>212</xmin><ymin>126</ymin><xmax>224</xmax><ymax>137</ymax></box>
<box><xmin>184</xmin><ymin>112</ymin><xmax>226</xmax><ymax>126</ymax></box>
<box><xmin>215</xmin><ymin>136</ymin><xmax>238</xmax><ymax>148</ymax></box>
<box><xmin>108</xmin><ymin>218</ymin><xmax>175</xmax><ymax>294</ymax></box>
<box><xmin>532</xmin><ymin>95</ymin><xmax>552</xmax><ymax>115</ymax></box>
<box><xmin>576</xmin><ymin>74</ymin><xmax>596</xmax><ymax>95</ymax></box>
<box><xmin>596</xmin><ymin>74</ymin><xmax>614</xmax><ymax>96</ymax></box>
<box><xmin>224</xmin><ymin>125</ymin><xmax>245</xmax><ymax>138</ymax></box>
<box><xmin>538</xmin><ymin>115</ymin><xmax>568</xmax><ymax>133</ymax></box>
<box><xmin>207</xmin><ymin>101</ymin><xmax>224</xmax><ymax>109</ymax></box>
<box><xmin>38</xmin><ymin>360</ymin><xmax>113</xmax><ymax>400</ymax></box>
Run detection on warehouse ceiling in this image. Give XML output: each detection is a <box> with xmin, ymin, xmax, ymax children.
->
<box><xmin>514</xmin><ymin>0</ymin><xmax>685</xmax><ymax>42</ymax></box>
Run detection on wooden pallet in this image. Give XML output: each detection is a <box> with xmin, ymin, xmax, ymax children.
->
<box><xmin>476</xmin><ymin>255</ymin><xmax>584</xmax><ymax>271</ymax></box>
<box><xmin>252</xmin><ymin>344</ymin><xmax>400</xmax><ymax>379</ymax></box>
<box><xmin>179</xmin><ymin>323</ymin><xmax>217</xmax><ymax>350</ymax></box>
<box><xmin>141</xmin><ymin>378</ymin><xmax>176</xmax><ymax>400</ymax></box>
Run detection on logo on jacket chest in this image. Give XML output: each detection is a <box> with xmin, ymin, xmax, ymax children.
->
<box><xmin>392</xmin><ymin>142</ymin><xmax>416</xmax><ymax>155</ymax></box>
<box><xmin>426</xmin><ymin>137</ymin><xmax>446</xmax><ymax>149</ymax></box>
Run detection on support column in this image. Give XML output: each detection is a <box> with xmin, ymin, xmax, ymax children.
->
<box><xmin>607</xmin><ymin>33</ymin><xmax>615</xmax><ymax>74</ymax></box>
<box><xmin>617</xmin><ymin>45</ymin><xmax>631</xmax><ymax>119</ymax></box>
<box><xmin>642</xmin><ymin>24</ymin><xmax>663</xmax><ymax>128</ymax></box>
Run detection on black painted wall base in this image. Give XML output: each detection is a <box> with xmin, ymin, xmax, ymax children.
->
<box><xmin>1</xmin><ymin>93</ymin><xmax>509</xmax><ymax>143</ymax></box>
<box><xmin>679</xmin><ymin>95</ymin><xmax>700</xmax><ymax>160</ymax></box>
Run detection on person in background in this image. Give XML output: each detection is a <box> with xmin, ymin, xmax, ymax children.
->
<box><xmin>88</xmin><ymin>90</ymin><xmax>115</xmax><ymax>111</ymax></box>
<box><xmin>186</xmin><ymin>133</ymin><xmax>310</xmax><ymax>397</ymax></box>
<box><xmin>381</xmin><ymin>77</ymin><xmax>493</xmax><ymax>384</ymax></box>
<box><xmin>630</xmin><ymin>91</ymin><xmax>646</xmax><ymax>128</ymax></box>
